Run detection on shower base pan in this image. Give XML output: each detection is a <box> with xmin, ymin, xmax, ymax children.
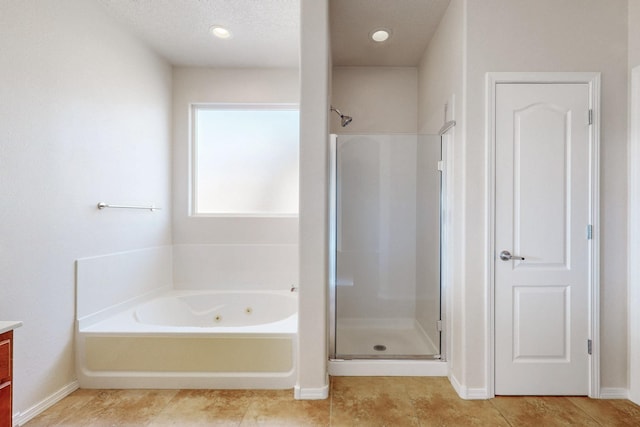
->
<box><xmin>335</xmin><ymin>318</ymin><xmax>438</xmax><ymax>357</ymax></box>
<box><xmin>330</xmin><ymin>318</ymin><xmax>447</xmax><ymax>376</ymax></box>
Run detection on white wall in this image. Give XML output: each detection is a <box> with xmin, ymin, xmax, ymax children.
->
<box><xmin>171</xmin><ymin>67</ymin><xmax>299</xmax><ymax>290</ymax></box>
<box><xmin>331</xmin><ymin>67</ymin><xmax>418</xmax><ymax>134</ymax></box>
<box><xmin>419</xmin><ymin>0</ymin><xmax>629</xmax><ymax>397</ymax></box>
<box><xmin>463</xmin><ymin>0</ymin><xmax>629</xmax><ymax>393</ymax></box>
<box><xmin>417</xmin><ymin>0</ymin><xmax>466</xmax><ymax>390</ymax></box>
<box><xmin>0</xmin><ymin>0</ymin><xmax>172</xmax><ymax>418</ymax></box>
<box><xmin>628</xmin><ymin>0</ymin><xmax>640</xmax><ymax>405</ymax></box>
<box><xmin>631</xmin><ymin>1</ymin><xmax>640</xmax><ymax>69</ymax></box>
<box><xmin>417</xmin><ymin>0</ymin><xmax>465</xmax><ymax>134</ymax></box>
<box><xmin>297</xmin><ymin>0</ymin><xmax>330</xmax><ymax>399</ymax></box>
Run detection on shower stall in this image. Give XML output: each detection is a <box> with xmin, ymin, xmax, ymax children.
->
<box><xmin>329</xmin><ymin>133</ymin><xmax>446</xmax><ymax>372</ymax></box>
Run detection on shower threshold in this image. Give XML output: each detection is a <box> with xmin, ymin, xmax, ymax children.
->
<box><xmin>333</xmin><ymin>354</ymin><xmax>441</xmax><ymax>361</ymax></box>
<box><xmin>328</xmin><ymin>358</ymin><xmax>447</xmax><ymax>377</ymax></box>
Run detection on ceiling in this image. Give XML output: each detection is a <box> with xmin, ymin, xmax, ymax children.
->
<box><xmin>98</xmin><ymin>0</ymin><xmax>300</xmax><ymax>68</ymax></box>
<box><xmin>98</xmin><ymin>0</ymin><xmax>450</xmax><ymax>68</ymax></box>
<box><xmin>330</xmin><ymin>0</ymin><xmax>451</xmax><ymax>67</ymax></box>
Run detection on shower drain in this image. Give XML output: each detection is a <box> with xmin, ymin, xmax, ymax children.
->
<box><xmin>373</xmin><ymin>344</ymin><xmax>387</xmax><ymax>352</ymax></box>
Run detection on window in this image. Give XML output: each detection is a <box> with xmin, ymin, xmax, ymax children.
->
<box><xmin>191</xmin><ymin>104</ymin><xmax>299</xmax><ymax>216</ymax></box>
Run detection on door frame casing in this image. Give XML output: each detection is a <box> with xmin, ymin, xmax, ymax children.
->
<box><xmin>485</xmin><ymin>72</ymin><xmax>601</xmax><ymax>398</ymax></box>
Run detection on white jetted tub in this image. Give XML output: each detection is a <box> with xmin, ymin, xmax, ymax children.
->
<box><xmin>76</xmin><ymin>290</ymin><xmax>298</xmax><ymax>389</ymax></box>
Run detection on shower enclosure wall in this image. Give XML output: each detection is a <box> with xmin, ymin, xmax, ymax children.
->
<box><xmin>329</xmin><ymin>134</ymin><xmax>444</xmax><ymax>365</ymax></box>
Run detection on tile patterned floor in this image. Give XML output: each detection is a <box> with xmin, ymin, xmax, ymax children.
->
<box><xmin>24</xmin><ymin>377</ymin><xmax>640</xmax><ymax>426</ymax></box>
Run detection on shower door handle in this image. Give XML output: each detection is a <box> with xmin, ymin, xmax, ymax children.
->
<box><xmin>499</xmin><ymin>250</ymin><xmax>525</xmax><ymax>261</ymax></box>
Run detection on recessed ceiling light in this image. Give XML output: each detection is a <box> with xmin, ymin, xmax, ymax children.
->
<box><xmin>210</xmin><ymin>26</ymin><xmax>232</xmax><ymax>39</ymax></box>
<box><xmin>370</xmin><ymin>28</ymin><xmax>391</xmax><ymax>43</ymax></box>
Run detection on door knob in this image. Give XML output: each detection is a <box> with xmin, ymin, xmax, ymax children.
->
<box><xmin>499</xmin><ymin>250</ymin><xmax>525</xmax><ymax>261</ymax></box>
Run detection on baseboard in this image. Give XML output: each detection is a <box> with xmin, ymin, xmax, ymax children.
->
<box><xmin>599</xmin><ymin>387</ymin><xmax>629</xmax><ymax>399</ymax></box>
<box><xmin>449</xmin><ymin>374</ymin><xmax>624</xmax><ymax>400</ymax></box>
<box><xmin>448</xmin><ymin>372</ymin><xmax>464</xmax><ymax>397</ymax></box>
<box><xmin>294</xmin><ymin>374</ymin><xmax>329</xmax><ymax>400</ymax></box>
<box><xmin>15</xmin><ymin>380</ymin><xmax>79</xmax><ymax>426</ymax></box>
<box><xmin>448</xmin><ymin>373</ymin><xmax>491</xmax><ymax>400</ymax></box>
<box><xmin>465</xmin><ymin>387</ymin><xmax>491</xmax><ymax>399</ymax></box>
<box><xmin>294</xmin><ymin>385</ymin><xmax>329</xmax><ymax>400</ymax></box>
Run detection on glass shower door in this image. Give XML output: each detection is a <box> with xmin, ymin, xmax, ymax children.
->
<box><xmin>330</xmin><ymin>134</ymin><xmax>442</xmax><ymax>359</ymax></box>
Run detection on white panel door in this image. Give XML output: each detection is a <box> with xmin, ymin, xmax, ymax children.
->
<box><xmin>495</xmin><ymin>83</ymin><xmax>590</xmax><ymax>395</ymax></box>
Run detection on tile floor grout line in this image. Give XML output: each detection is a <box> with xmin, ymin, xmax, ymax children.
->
<box><xmin>562</xmin><ymin>396</ymin><xmax>607</xmax><ymax>427</ymax></box>
<box><xmin>239</xmin><ymin>394</ymin><xmax>257</xmax><ymax>426</ymax></box>
<box><xmin>23</xmin><ymin>380</ymin><xmax>640</xmax><ymax>426</ymax></box>
<box><xmin>146</xmin><ymin>388</ymin><xmax>177</xmax><ymax>426</ymax></box>
<box><xmin>488</xmin><ymin>397</ymin><xmax>517</xmax><ymax>427</ymax></box>
<box><xmin>328</xmin><ymin>377</ymin><xmax>334</xmax><ymax>427</ymax></box>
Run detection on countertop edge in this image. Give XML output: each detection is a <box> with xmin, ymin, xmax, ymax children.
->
<box><xmin>0</xmin><ymin>321</ymin><xmax>23</xmax><ymax>335</ymax></box>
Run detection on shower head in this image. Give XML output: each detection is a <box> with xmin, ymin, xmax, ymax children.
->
<box><xmin>330</xmin><ymin>106</ymin><xmax>353</xmax><ymax>127</ymax></box>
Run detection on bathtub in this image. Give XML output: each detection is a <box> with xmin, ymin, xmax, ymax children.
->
<box><xmin>76</xmin><ymin>290</ymin><xmax>298</xmax><ymax>389</ymax></box>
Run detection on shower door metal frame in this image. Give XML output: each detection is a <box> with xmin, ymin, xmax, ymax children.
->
<box><xmin>328</xmin><ymin>134</ymin><xmax>338</xmax><ymax>359</ymax></box>
<box><xmin>328</xmin><ymin>134</ymin><xmax>445</xmax><ymax>361</ymax></box>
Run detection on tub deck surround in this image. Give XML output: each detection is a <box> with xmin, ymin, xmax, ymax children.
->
<box><xmin>75</xmin><ymin>247</ymin><xmax>174</xmax><ymax>322</ymax></box>
<box><xmin>76</xmin><ymin>286</ymin><xmax>171</xmax><ymax>331</ymax></box>
<box><xmin>75</xmin><ymin>248</ymin><xmax>299</xmax><ymax>390</ymax></box>
<box><xmin>80</xmin><ymin>290</ymin><xmax>297</xmax><ymax>335</ymax></box>
<box><xmin>171</xmin><ymin>244</ymin><xmax>299</xmax><ymax>291</ymax></box>
<box><xmin>76</xmin><ymin>290</ymin><xmax>298</xmax><ymax>390</ymax></box>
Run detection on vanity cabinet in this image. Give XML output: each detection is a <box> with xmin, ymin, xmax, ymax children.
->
<box><xmin>0</xmin><ymin>331</ymin><xmax>13</xmax><ymax>427</ymax></box>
